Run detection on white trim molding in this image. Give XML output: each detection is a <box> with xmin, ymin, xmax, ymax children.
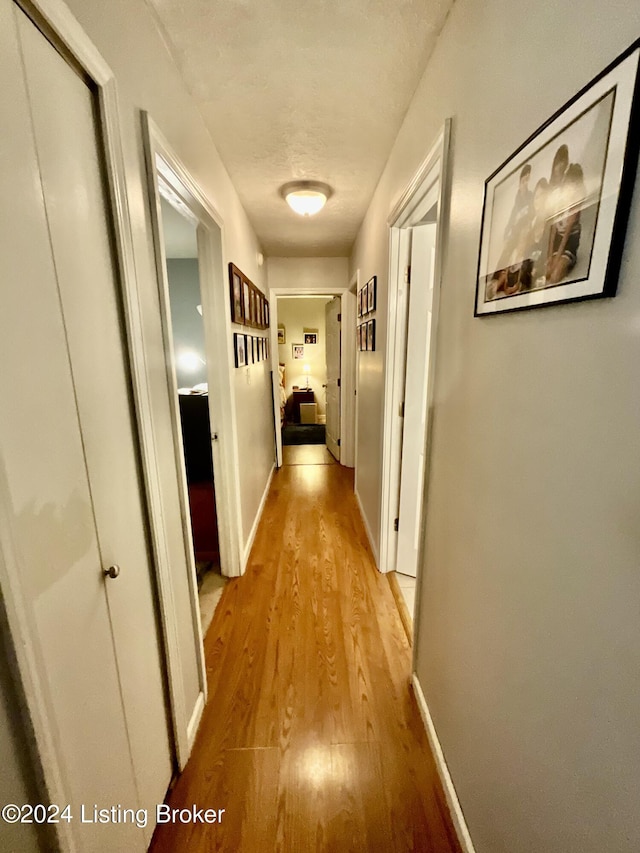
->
<box><xmin>242</xmin><ymin>464</ymin><xmax>275</xmax><ymax>569</ymax></box>
<box><xmin>355</xmin><ymin>488</ymin><xmax>380</xmax><ymax>568</ymax></box>
<box><xmin>411</xmin><ymin>674</ymin><xmax>476</xmax><ymax>853</ymax></box>
<box><xmin>379</xmin><ymin>120</ymin><xmax>452</xmax><ymax>577</ymax></box>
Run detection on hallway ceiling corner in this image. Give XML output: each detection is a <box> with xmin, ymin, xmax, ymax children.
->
<box><xmin>146</xmin><ymin>0</ymin><xmax>453</xmax><ymax>257</ymax></box>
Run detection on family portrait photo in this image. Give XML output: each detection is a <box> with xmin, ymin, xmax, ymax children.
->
<box><xmin>484</xmin><ymin>91</ymin><xmax>613</xmax><ymax>302</ymax></box>
<box><xmin>475</xmin><ymin>43</ymin><xmax>640</xmax><ymax>315</ymax></box>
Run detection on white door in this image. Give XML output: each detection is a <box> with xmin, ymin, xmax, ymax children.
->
<box><xmin>1</xmin><ymin>3</ymin><xmax>171</xmax><ymax>848</ymax></box>
<box><xmin>396</xmin><ymin>223</ymin><xmax>438</xmax><ymax>578</ymax></box>
<box><xmin>325</xmin><ymin>297</ymin><xmax>342</xmax><ymax>461</ymax></box>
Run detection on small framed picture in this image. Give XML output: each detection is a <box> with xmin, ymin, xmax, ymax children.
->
<box><xmin>265</xmin><ymin>337</ymin><xmax>270</xmax><ymax>360</ymax></box>
<box><xmin>304</xmin><ymin>331</ymin><xmax>318</xmax><ymax>345</ymax></box>
<box><xmin>229</xmin><ymin>264</ymin><xmax>243</xmax><ymax>324</ymax></box>
<box><xmin>361</xmin><ymin>283</ymin><xmax>369</xmax><ymax>316</ymax></box>
<box><xmin>277</xmin><ymin>325</ymin><xmax>286</xmax><ymax>344</ymax></box>
<box><xmin>259</xmin><ymin>296</ymin><xmax>265</xmax><ymax>328</ymax></box>
<box><xmin>254</xmin><ymin>289</ymin><xmax>260</xmax><ymax>327</ymax></box>
<box><xmin>367</xmin><ymin>276</ymin><xmax>376</xmax><ymax>313</ymax></box>
<box><xmin>253</xmin><ymin>337</ymin><xmax>258</xmax><ymax>363</ymax></box>
<box><xmin>264</xmin><ymin>301</ymin><xmax>270</xmax><ymax>328</ymax></box>
<box><xmin>243</xmin><ymin>280</ymin><xmax>251</xmax><ymax>323</ymax></box>
<box><xmin>292</xmin><ymin>343</ymin><xmax>304</xmax><ymax>359</ymax></box>
<box><xmin>234</xmin><ymin>332</ymin><xmax>246</xmax><ymax>367</ymax></box>
<box><xmin>357</xmin><ymin>289</ymin><xmax>363</xmax><ymax>318</ymax></box>
<box><xmin>367</xmin><ymin>319</ymin><xmax>376</xmax><ymax>352</ymax></box>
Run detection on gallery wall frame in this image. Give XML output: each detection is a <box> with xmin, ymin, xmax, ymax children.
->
<box><xmin>475</xmin><ymin>38</ymin><xmax>640</xmax><ymax>316</ymax></box>
<box><xmin>229</xmin><ymin>265</ymin><xmax>243</xmax><ymax>323</ymax></box>
<box><xmin>234</xmin><ymin>332</ymin><xmax>246</xmax><ymax>367</ymax></box>
<box><xmin>228</xmin><ymin>261</ymin><xmax>270</xmax><ymax>330</ymax></box>
<box><xmin>367</xmin><ymin>276</ymin><xmax>377</xmax><ymax>313</ymax></box>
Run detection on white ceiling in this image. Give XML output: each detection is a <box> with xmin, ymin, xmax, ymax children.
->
<box><xmin>147</xmin><ymin>0</ymin><xmax>452</xmax><ymax>257</ymax></box>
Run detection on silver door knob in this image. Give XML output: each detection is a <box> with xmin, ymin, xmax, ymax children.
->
<box><xmin>103</xmin><ymin>565</ymin><xmax>120</xmax><ymax>579</ymax></box>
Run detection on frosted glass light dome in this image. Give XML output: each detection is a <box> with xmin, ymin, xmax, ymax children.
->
<box><xmin>280</xmin><ymin>181</ymin><xmax>332</xmax><ymax>217</ymax></box>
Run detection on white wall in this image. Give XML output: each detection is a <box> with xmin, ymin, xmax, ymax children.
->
<box><xmin>61</xmin><ymin>0</ymin><xmax>275</xmax><ymax>548</ymax></box>
<box><xmin>351</xmin><ymin>1</ymin><xmax>640</xmax><ymax>850</ymax></box>
<box><xmin>267</xmin><ymin>256</ymin><xmax>349</xmax><ymax>292</ymax></box>
<box><xmin>277</xmin><ymin>298</ymin><xmax>330</xmax><ymax>418</ymax></box>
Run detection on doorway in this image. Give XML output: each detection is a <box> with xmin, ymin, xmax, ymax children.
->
<box><xmin>157</xmin><ymin>196</ymin><xmax>225</xmax><ymax>638</ymax></box>
<box><xmin>380</xmin><ymin>123</ymin><xmax>451</xmax><ymax>639</ymax></box>
<box><xmin>276</xmin><ymin>295</ymin><xmax>336</xmax><ymax>466</ymax></box>
<box><xmin>270</xmin><ymin>289</ymin><xmax>357</xmax><ymax>469</ymax></box>
<box><xmin>142</xmin><ymin>114</ymin><xmax>245</xmax><ymax>768</ymax></box>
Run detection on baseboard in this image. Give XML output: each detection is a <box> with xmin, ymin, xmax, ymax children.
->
<box><xmin>186</xmin><ymin>690</ymin><xmax>205</xmax><ymax>751</ymax></box>
<box><xmin>387</xmin><ymin>572</ymin><xmax>413</xmax><ymax>643</ymax></box>
<box><xmin>411</xmin><ymin>674</ymin><xmax>476</xmax><ymax>853</ymax></box>
<box><xmin>354</xmin><ymin>487</ymin><xmax>380</xmax><ymax>568</ymax></box>
<box><xmin>242</xmin><ymin>463</ymin><xmax>275</xmax><ymax>569</ymax></box>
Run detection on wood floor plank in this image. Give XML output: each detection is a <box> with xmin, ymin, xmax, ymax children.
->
<box><xmin>149</xmin><ymin>463</ymin><xmax>461</xmax><ymax>853</ymax></box>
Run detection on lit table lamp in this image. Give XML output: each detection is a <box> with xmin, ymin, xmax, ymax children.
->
<box><xmin>303</xmin><ymin>364</ymin><xmax>311</xmax><ymax>390</ymax></box>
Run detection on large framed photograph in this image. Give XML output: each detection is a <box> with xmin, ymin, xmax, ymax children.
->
<box><xmin>475</xmin><ymin>41</ymin><xmax>640</xmax><ymax>316</ymax></box>
<box><xmin>292</xmin><ymin>343</ymin><xmax>304</xmax><ymax>360</ymax></box>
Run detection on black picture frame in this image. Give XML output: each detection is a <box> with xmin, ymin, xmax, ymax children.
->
<box><xmin>367</xmin><ymin>319</ymin><xmax>376</xmax><ymax>352</ymax></box>
<box><xmin>367</xmin><ymin>276</ymin><xmax>377</xmax><ymax>313</ymax></box>
<box><xmin>234</xmin><ymin>332</ymin><xmax>246</xmax><ymax>368</ymax></box>
<box><xmin>475</xmin><ymin>39</ymin><xmax>640</xmax><ymax>317</ymax></box>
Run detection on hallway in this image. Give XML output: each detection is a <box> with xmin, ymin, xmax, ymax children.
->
<box><xmin>150</xmin><ymin>460</ymin><xmax>461</xmax><ymax>852</ymax></box>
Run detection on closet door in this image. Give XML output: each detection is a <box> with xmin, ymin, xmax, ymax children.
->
<box><xmin>15</xmin><ymin>7</ymin><xmax>173</xmax><ymax>830</ymax></box>
<box><xmin>0</xmin><ymin>2</ymin><xmax>145</xmax><ymax>851</ymax></box>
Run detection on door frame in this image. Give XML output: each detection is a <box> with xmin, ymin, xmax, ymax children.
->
<box><xmin>142</xmin><ymin>115</ymin><xmax>248</xmax><ymax>763</ymax></box>
<box><xmin>0</xmin><ymin>0</ymin><xmax>180</xmax><ymax>847</ymax></box>
<box><xmin>379</xmin><ymin>120</ymin><xmax>452</xmax><ymax>590</ymax></box>
<box><xmin>269</xmin><ymin>287</ymin><xmax>357</xmax><ymax>468</ymax></box>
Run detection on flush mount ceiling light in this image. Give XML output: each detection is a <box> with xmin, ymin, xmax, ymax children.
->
<box><xmin>280</xmin><ymin>181</ymin><xmax>332</xmax><ymax>217</ymax></box>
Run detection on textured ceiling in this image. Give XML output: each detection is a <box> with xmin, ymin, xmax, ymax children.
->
<box><xmin>147</xmin><ymin>0</ymin><xmax>452</xmax><ymax>257</ymax></box>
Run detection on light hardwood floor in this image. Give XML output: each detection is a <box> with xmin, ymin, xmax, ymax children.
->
<box><xmin>150</xmin><ymin>463</ymin><xmax>461</xmax><ymax>853</ymax></box>
<box><xmin>282</xmin><ymin>444</ymin><xmax>337</xmax><ymax>465</ymax></box>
